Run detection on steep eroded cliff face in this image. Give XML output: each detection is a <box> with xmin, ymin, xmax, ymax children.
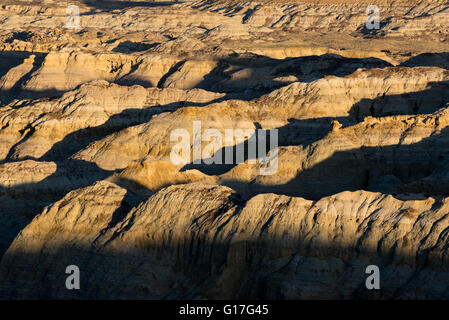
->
<box><xmin>0</xmin><ymin>0</ymin><xmax>448</xmax><ymax>299</ymax></box>
<box><xmin>1</xmin><ymin>182</ymin><xmax>449</xmax><ymax>299</ymax></box>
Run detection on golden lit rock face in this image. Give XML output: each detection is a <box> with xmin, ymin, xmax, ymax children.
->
<box><xmin>0</xmin><ymin>0</ymin><xmax>448</xmax><ymax>299</ymax></box>
<box><xmin>1</xmin><ymin>182</ymin><xmax>449</xmax><ymax>299</ymax></box>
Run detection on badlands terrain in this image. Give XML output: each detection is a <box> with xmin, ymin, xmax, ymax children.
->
<box><xmin>0</xmin><ymin>0</ymin><xmax>448</xmax><ymax>299</ymax></box>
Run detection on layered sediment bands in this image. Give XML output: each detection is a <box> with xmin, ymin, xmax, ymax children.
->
<box><xmin>1</xmin><ymin>182</ymin><xmax>448</xmax><ymax>299</ymax></box>
<box><xmin>108</xmin><ymin>159</ymin><xmax>217</xmax><ymax>195</ymax></box>
<box><xmin>0</xmin><ymin>81</ymin><xmax>224</xmax><ymax>160</ymax></box>
<box><xmin>191</xmin><ymin>0</ymin><xmax>449</xmax><ymax>36</ymax></box>
<box><xmin>0</xmin><ymin>159</ymin><xmax>110</xmax><ymax>257</ymax></box>
<box><xmin>73</xmin><ymin>67</ymin><xmax>449</xmax><ymax>171</ymax></box>
<box><xmin>20</xmin><ymin>52</ymin><xmax>181</xmax><ymax>93</ymax></box>
<box><xmin>0</xmin><ymin>0</ymin><xmax>449</xmax><ymax>299</ymax></box>
<box><xmin>220</xmin><ymin>106</ymin><xmax>449</xmax><ymax>199</ymax></box>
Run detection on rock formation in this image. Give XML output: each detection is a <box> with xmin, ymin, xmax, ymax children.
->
<box><xmin>0</xmin><ymin>0</ymin><xmax>448</xmax><ymax>299</ymax></box>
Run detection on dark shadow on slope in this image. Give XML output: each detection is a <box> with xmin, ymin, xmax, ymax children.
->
<box><xmin>191</xmin><ymin>53</ymin><xmax>392</xmax><ymax>99</ymax></box>
<box><xmin>38</xmin><ymin>98</ymin><xmax>228</xmax><ymax>162</ymax></box>
<box><xmin>80</xmin><ymin>0</ymin><xmax>181</xmax><ymax>11</ymax></box>
<box><xmin>181</xmin><ymin>121</ymin><xmax>266</xmax><ymax>175</ymax></box>
<box><xmin>5</xmin><ymin>31</ymin><xmax>34</xmax><ymax>43</ymax></box>
<box><xmin>112</xmin><ymin>41</ymin><xmax>160</xmax><ymax>53</ymax></box>
<box><xmin>0</xmin><ymin>51</ymin><xmax>31</xmax><ymax>80</ymax></box>
<box><xmin>0</xmin><ymin>89</ymin><xmax>66</xmax><ymax>106</ymax></box>
<box><xmin>401</xmin><ymin>52</ymin><xmax>449</xmax><ymax>70</ymax></box>
<box><xmin>0</xmin><ymin>224</ymin><xmax>447</xmax><ymax>299</ymax></box>
<box><xmin>157</xmin><ymin>60</ymin><xmax>186</xmax><ymax>88</ymax></box>
<box><xmin>115</xmin><ymin>65</ymin><xmax>155</xmax><ymax>87</ymax></box>
<box><xmin>1</xmin><ymin>50</ymin><xmax>447</xmax><ymax>260</ymax></box>
<box><xmin>0</xmin><ymin>159</ymin><xmax>112</xmax><ymax>216</ymax></box>
<box><xmin>0</xmin><ymin>51</ymin><xmax>50</xmax><ymax>105</ymax></box>
<box><xmin>221</xmin><ymin>127</ymin><xmax>449</xmax><ymax>201</ymax></box>
<box><xmin>180</xmin><ymin>117</ymin><xmax>348</xmax><ymax>175</ymax></box>
<box><xmin>181</xmin><ymin>79</ymin><xmax>449</xmax><ymax>178</ymax></box>
<box><xmin>1</xmin><ymin>52</ymin><xmax>393</xmax><ymax>105</ymax></box>
<box><xmin>349</xmin><ymin>80</ymin><xmax>449</xmax><ymax>121</ymax></box>
<box><xmin>358</xmin><ymin>17</ymin><xmax>393</xmax><ymax>38</ymax></box>
<box><xmin>94</xmin><ymin>177</ymin><xmax>152</xmax><ymax>244</ymax></box>
<box><xmin>0</xmin><ymin>215</ymin><xmax>29</xmax><ymax>263</ymax></box>
<box><xmin>0</xmin><ymin>159</ymin><xmax>113</xmax><ymax>257</ymax></box>
<box><xmin>242</xmin><ymin>4</ymin><xmax>261</xmax><ymax>24</ymax></box>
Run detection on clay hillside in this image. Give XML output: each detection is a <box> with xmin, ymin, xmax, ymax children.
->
<box><xmin>0</xmin><ymin>0</ymin><xmax>448</xmax><ymax>299</ymax></box>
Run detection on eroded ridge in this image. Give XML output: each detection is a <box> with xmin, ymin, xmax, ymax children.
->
<box><xmin>0</xmin><ymin>0</ymin><xmax>448</xmax><ymax>299</ymax></box>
